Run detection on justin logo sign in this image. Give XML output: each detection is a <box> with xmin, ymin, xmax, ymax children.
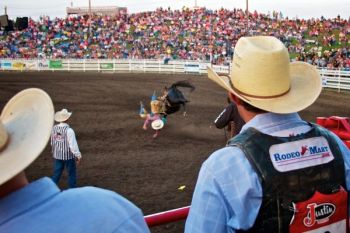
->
<box><xmin>303</xmin><ymin>203</ymin><xmax>335</xmax><ymax>227</ymax></box>
<box><xmin>290</xmin><ymin>187</ymin><xmax>347</xmax><ymax>233</ymax></box>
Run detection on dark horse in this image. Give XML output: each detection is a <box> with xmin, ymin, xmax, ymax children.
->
<box><xmin>164</xmin><ymin>81</ymin><xmax>195</xmax><ymax>115</ymax></box>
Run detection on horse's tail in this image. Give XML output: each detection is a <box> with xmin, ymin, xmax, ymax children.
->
<box><xmin>170</xmin><ymin>81</ymin><xmax>195</xmax><ymax>92</ymax></box>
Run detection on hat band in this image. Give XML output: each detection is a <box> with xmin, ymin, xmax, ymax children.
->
<box><xmin>228</xmin><ymin>78</ymin><xmax>291</xmax><ymax>99</ymax></box>
<box><xmin>0</xmin><ymin>122</ymin><xmax>9</xmax><ymax>151</ymax></box>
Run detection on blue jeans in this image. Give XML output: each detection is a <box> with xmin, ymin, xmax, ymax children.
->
<box><xmin>51</xmin><ymin>158</ymin><xmax>77</xmax><ymax>188</ymax></box>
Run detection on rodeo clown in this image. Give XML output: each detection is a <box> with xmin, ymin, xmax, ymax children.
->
<box><xmin>185</xmin><ymin>36</ymin><xmax>350</xmax><ymax>233</ymax></box>
<box><xmin>139</xmin><ymin>92</ymin><xmax>167</xmax><ymax>139</ymax></box>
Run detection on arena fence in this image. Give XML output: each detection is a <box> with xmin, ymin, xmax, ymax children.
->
<box><xmin>0</xmin><ymin>59</ymin><xmax>349</xmax><ymax>91</ymax></box>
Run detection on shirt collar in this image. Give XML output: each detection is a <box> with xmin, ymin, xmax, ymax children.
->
<box><xmin>240</xmin><ymin>112</ymin><xmax>306</xmax><ymax>135</ymax></box>
<box><xmin>0</xmin><ymin>177</ymin><xmax>60</xmax><ymax>225</ymax></box>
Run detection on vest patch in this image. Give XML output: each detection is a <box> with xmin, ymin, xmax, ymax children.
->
<box><xmin>290</xmin><ymin>187</ymin><xmax>348</xmax><ymax>233</ymax></box>
<box><xmin>269</xmin><ymin>137</ymin><xmax>334</xmax><ymax>172</ymax></box>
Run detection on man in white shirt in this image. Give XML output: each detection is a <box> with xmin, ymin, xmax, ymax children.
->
<box><xmin>51</xmin><ymin>108</ymin><xmax>82</xmax><ymax>188</ymax></box>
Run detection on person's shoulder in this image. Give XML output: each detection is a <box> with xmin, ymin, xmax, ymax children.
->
<box><xmin>203</xmin><ymin>146</ymin><xmax>246</xmax><ymax>171</ymax></box>
<box><xmin>48</xmin><ymin>187</ymin><xmax>146</xmax><ymax>232</ymax></box>
<box><xmin>61</xmin><ymin>187</ymin><xmax>141</xmax><ymax>213</ymax></box>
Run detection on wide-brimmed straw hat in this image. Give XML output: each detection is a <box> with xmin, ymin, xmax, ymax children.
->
<box><xmin>0</xmin><ymin>88</ymin><xmax>54</xmax><ymax>185</ymax></box>
<box><xmin>151</xmin><ymin>119</ymin><xmax>164</xmax><ymax>130</ymax></box>
<box><xmin>208</xmin><ymin>36</ymin><xmax>322</xmax><ymax>114</ymax></box>
<box><xmin>54</xmin><ymin>109</ymin><xmax>72</xmax><ymax>122</ymax></box>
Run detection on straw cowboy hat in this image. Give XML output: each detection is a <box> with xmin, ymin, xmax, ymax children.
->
<box><xmin>54</xmin><ymin>109</ymin><xmax>72</xmax><ymax>122</ymax></box>
<box><xmin>0</xmin><ymin>88</ymin><xmax>54</xmax><ymax>185</ymax></box>
<box><xmin>151</xmin><ymin>119</ymin><xmax>164</xmax><ymax>130</ymax></box>
<box><xmin>207</xmin><ymin>36</ymin><xmax>322</xmax><ymax>114</ymax></box>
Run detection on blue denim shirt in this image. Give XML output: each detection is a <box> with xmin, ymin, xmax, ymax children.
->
<box><xmin>0</xmin><ymin>177</ymin><xmax>150</xmax><ymax>233</ymax></box>
<box><xmin>185</xmin><ymin>113</ymin><xmax>350</xmax><ymax>233</ymax></box>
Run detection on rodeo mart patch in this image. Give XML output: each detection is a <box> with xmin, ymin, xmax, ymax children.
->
<box><xmin>269</xmin><ymin>136</ymin><xmax>334</xmax><ymax>172</ymax></box>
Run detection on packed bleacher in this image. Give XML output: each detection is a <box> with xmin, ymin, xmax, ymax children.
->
<box><xmin>0</xmin><ymin>7</ymin><xmax>349</xmax><ymax>70</ymax></box>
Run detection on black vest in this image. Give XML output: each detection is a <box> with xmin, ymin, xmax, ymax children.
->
<box><xmin>227</xmin><ymin>124</ymin><xmax>346</xmax><ymax>233</ymax></box>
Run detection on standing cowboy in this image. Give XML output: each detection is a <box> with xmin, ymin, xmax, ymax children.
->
<box><xmin>185</xmin><ymin>36</ymin><xmax>350</xmax><ymax>233</ymax></box>
<box><xmin>51</xmin><ymin>108</ymin><xmax>81</xmax><ymax>188</ymax></box>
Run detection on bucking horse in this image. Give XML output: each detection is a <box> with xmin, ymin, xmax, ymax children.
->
<box><xmin>163</xmin><ymin>80</ymin><xmax>196</xmax><ymax>116</ymax></box>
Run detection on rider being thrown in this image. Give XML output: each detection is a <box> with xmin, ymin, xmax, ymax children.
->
<box><xmin>140</xmin><ymin>92</ymin><xmax>167</xmax><ymax>138</ymax></box>
<box><xmin>140</xmin><ymin>80</ymin><xmax>195</xmax><ymax>138</ymax></box>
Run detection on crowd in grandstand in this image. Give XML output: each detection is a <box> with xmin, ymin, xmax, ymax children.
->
<box><xmin>0</xmin><ymin>7</ymin><xmax>349</xmax><ymax>69</ymax></box>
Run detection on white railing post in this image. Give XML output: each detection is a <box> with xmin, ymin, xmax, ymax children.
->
<box><xmin>338</xmin><ymin>69</ymin><xmax>341</xmax><ymax>93</ymax></box>
<box><xmin>83</xmin><ymin>59</ymin><xmax>86</xmax><ymax>72</ymax></box>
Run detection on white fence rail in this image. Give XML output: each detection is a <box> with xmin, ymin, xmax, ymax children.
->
<box><xmin>0</xmin><ymin>59</ymin><xmax>212</xmax><ymax>74</ymax></box>
<box><xmin>0</xmin><ymin>59</ymin><xmax>349</xmax><ymax>91</ymax></box>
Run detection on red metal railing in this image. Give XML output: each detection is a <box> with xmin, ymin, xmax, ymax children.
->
<box><xmin>144</xmin><ymin>206</ymin><xmax>190</xmax><ymax>227</ymax></box>
<box><xmin>317</xmin><ymin>116</ymin><xmax>350</xmax><ymax>149</ymax></box>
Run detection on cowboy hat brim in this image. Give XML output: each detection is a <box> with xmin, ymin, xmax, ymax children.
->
<box><xmin>207</xmin><ymin>62</ymin><xmax>322</xmax><ymax>114</ymax></box>
<box><xmin>151</xmin><ymin>119</ymin><xmax>164</xmax><ymax>130</ymax></box>
<box><xmin>54</xmin><ymin>112</ymin><xmax>72</xmax><ymax>122</ymax></box>
<box><xmin>0</xmin><ymin>89</ymin><xmax>54</xmax><ymax>185</ymax></box>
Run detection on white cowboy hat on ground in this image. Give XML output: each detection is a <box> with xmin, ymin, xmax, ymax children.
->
<box><xmin>151</xmin><ymin>119</ymin><xmax>164</xmax><ymax>130</ymax></box>
<box><xmin>0</xmin><ymin>88</ymin><xmax>54</xmax><ymax>185</ymax></box>
<box><xmin>207</xmin><ymin>36</ymin><xmax>322</xmax><ymax>114</ymax></box>
<box><xmin>54</xmin><ymin>108</ymin><xmax>72</xmax><ymax>122</ymax></box>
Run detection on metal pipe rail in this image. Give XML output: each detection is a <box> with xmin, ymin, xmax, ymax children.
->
<box><xmin>144</xmin><ymin>206</ymin><xmax>190</xmax><ymax>227</ymax></box>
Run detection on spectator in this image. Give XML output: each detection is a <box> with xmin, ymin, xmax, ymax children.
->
<box><xmin>0</xmin><ymin>8</ymin><xmax>348</xmax><ymax>68</ymax></box>
<box><xmin>0</xmin><ymin>88</ymin><xmax>150</xmax><ymax>233</ymax></box>
<box><xmin>51</xmin><ymin>108</ymin><xmax>81</xmax><ymax>188</ymax></box>
<box><xmin>185</xmin><ymin>36</ymin><xmax>350</xmax><ymax>233</ymax></box>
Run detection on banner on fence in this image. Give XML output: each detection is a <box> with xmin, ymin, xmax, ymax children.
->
<box><xmin>130</xmin><ymin>64</ymin><xmax>145</xmax><ymax>71</ymax></box>
<box><xmin>100</xmin><ymin>63</ymin><xmax>114</xmax><ymax>69</ymax></box>
<box><xmin>212</xmin><ymin>65</ymin><xmax>230</xmax><ymax>74</ymax></box>
<box><xmin>12</xmin><ymin>62</ymin><xmax>26</xmax><ymax>70</ymax></box>
<box><xmin>38</xmin><ymin>60</ymin><xmax>49</xmax><ymax>69</ymax></box>
<box><xmin>184</xmin><ymin>63</ymin><xmax>200</xmax><ymax>73</ymax></box>
<box><xmin>49</xmin><ymin>60</ymin><xmax>63</xmax><ymax>69</ymax></box>
<box><xmin>25</xmin><ymin>60</ymin><xmax>38</xmax><ymax>70</ymax></box>
<box><xmin>1</xmin><ymin>61</ymin><xmax>12</xmax><ymax>69</ymax></box>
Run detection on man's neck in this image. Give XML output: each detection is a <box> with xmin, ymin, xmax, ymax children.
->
<box><xmin>237</xmin><ymin>104</ymin><xmax>260</xmax><ymax>123</ymax></box>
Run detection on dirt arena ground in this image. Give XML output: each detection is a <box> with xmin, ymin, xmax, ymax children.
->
<box><xmin>0</xmin><ymin>71</ymin><xmax>349</xmax><ymax>233</ymax></box>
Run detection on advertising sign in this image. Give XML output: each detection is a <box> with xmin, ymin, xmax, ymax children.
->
<box><xmin>38</xmin><ymin>60</ymin><xmax>49</xmax><ymax>69</ymax></box>
<box><xmin>25</xmin><ymin>60</ymin><xmax>38</xmax><ymax>70</ymax></box>
<box><xmin>12</xmin><ymin>62</ymin><xmax>26</xmax><ymax>70</ymax></box>
<box><xmin>49</xmin><ymin>60</ymin><xmax>63</xmax><ymax>69</ymax></box>
<box><xmin>184</xmin><ymin>63</ymin><xmax>200</xmax><ymax>73</ymax></box>
<box><xmin>1</xmin><ymin>61</ymin><xmax>12</xmax><ymax>70</ymax></box>
<box><xmin>100</xmin><ymin>63</ymin><xmax>114</xmax><ymax>69</ymax></box>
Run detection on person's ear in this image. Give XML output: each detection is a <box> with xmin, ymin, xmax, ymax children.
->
<box><xmin>228</xmin><ymin>92</ymin><xmax>242</xmax><ymax>105</ymax></box>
